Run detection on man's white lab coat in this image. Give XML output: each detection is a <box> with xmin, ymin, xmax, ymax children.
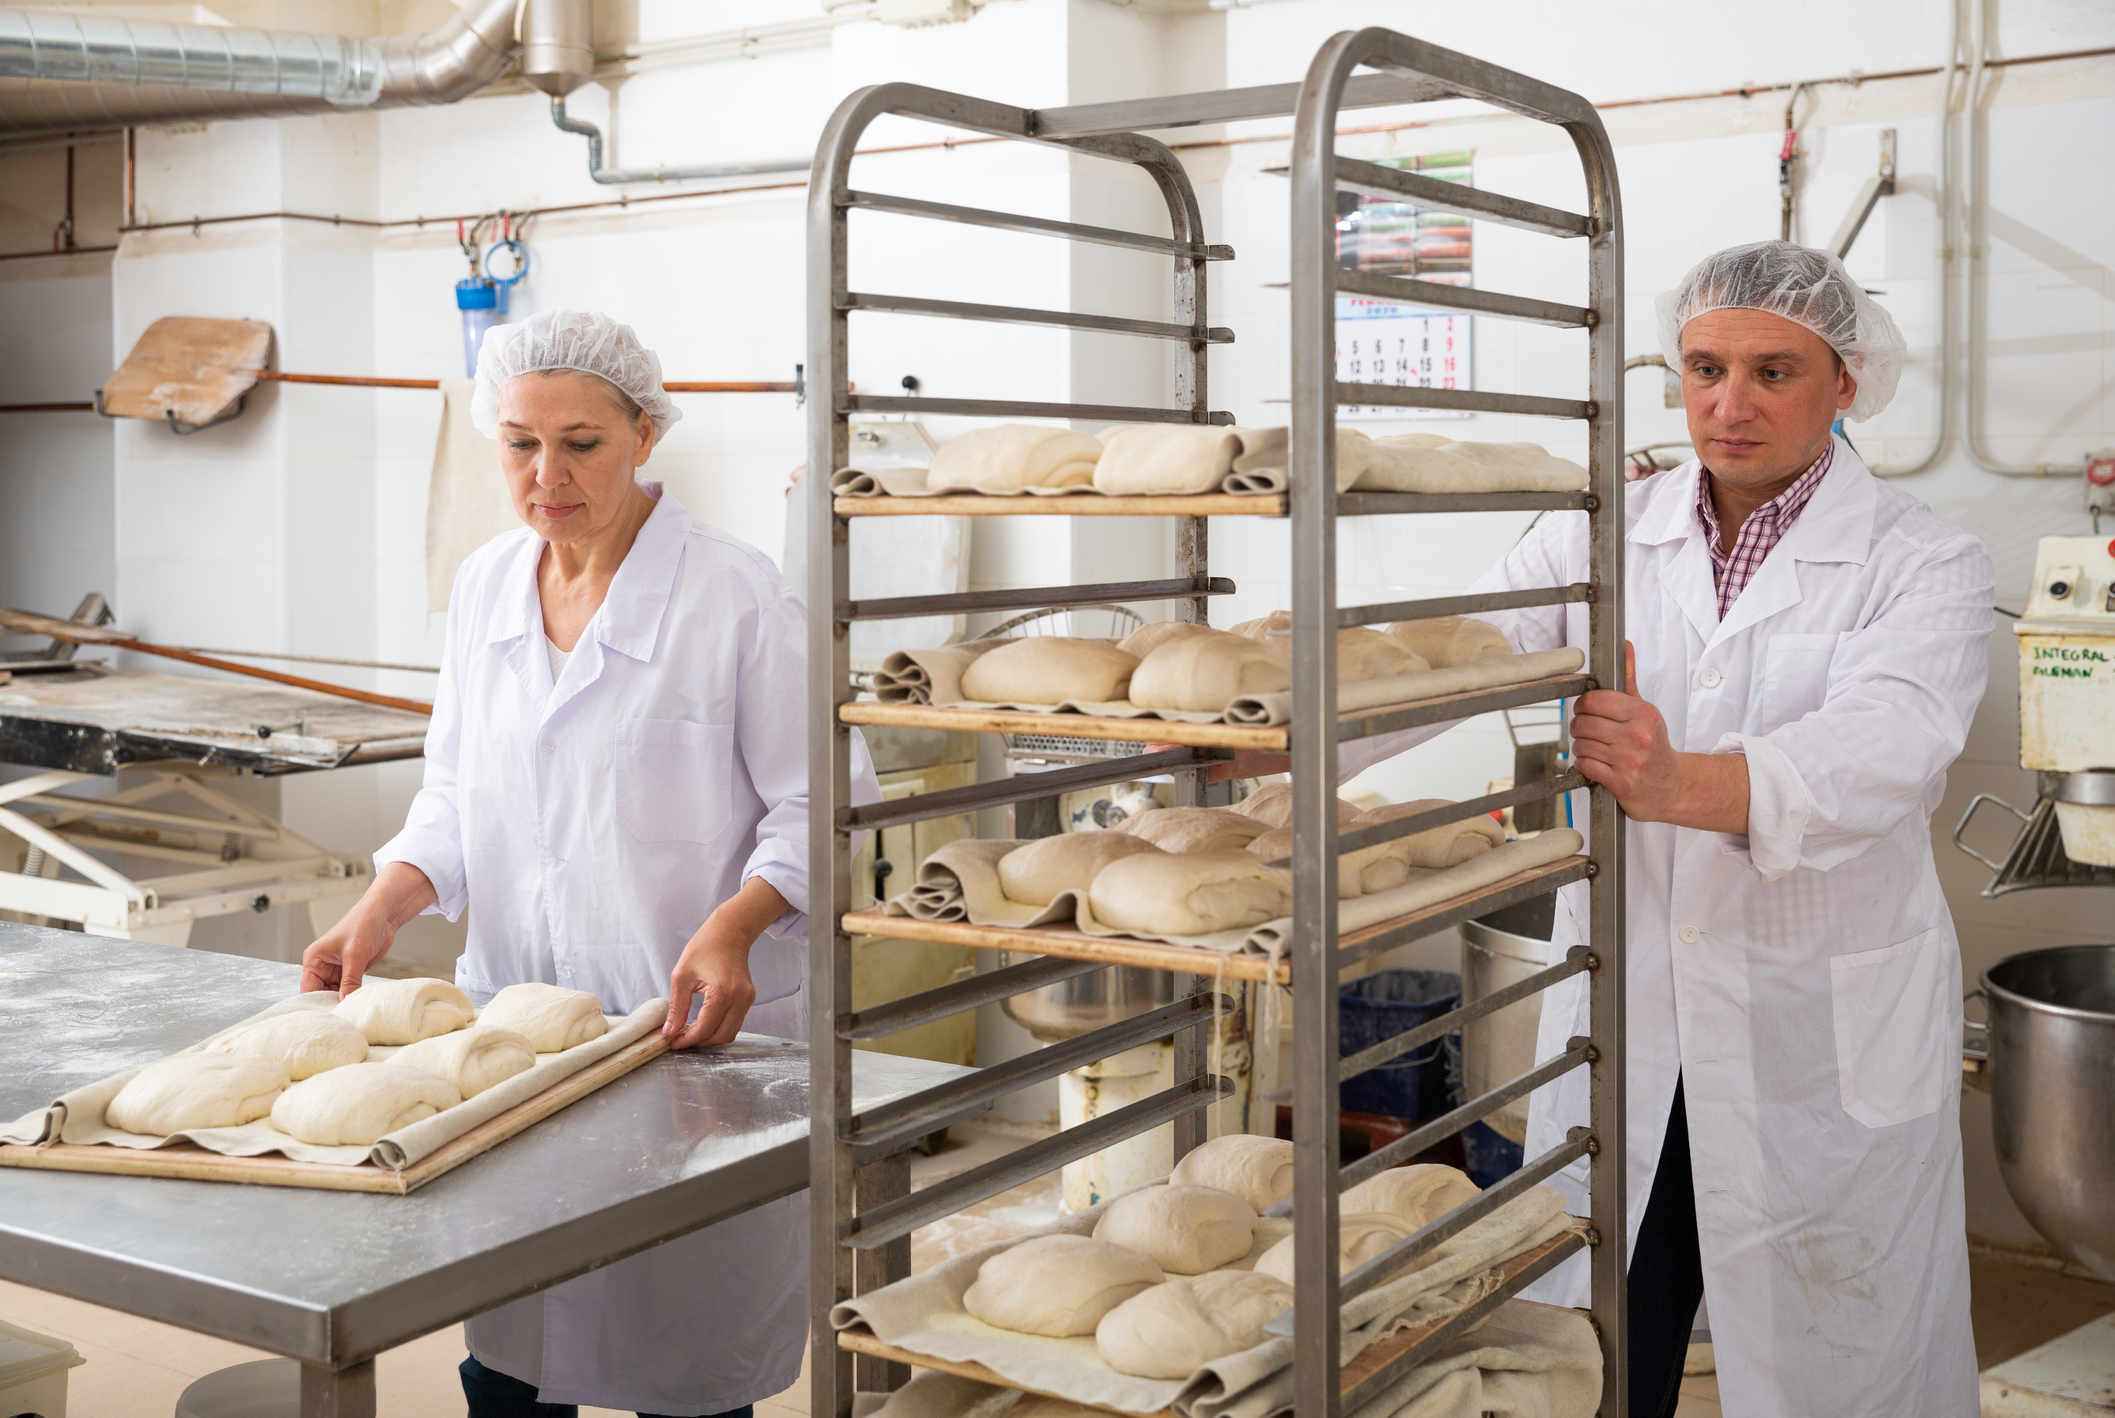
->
<box><xmin>1347</xmin><ymin>441</ymin><xmax>1993</xmax><ymax>1416</ymax></box>
<box><xmin>376</xmin><ymin>484</ymin><xmax>877</xmax><ymax>1415</ymax></box>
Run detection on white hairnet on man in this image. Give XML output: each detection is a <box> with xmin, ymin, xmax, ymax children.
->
<box><xmin>470</xmin><ymin>307</ymin><xmax>682</xmax><ymax>439</ymax></box>
<box><xmin>1655</xmin><ymin>239</ymin><xmax>1906</xmax><ymax>422</ymax></box>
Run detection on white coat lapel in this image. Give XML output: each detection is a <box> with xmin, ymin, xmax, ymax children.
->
<box><xmin>1714</xmin><ymin>439</ymin><xmax>1875</xmax><ymax>642</ymax></box>
<box><xmin>1630</xmin><ymin>464</ymin><xmax>1721</xmax><ymax>646</ymax></box>
<box><xmin>484</xmin><ymin>535</ymin><xmax>548</xmax><ymax>707</ymax></box>
<box><xmin>542</xmin><ymin>489</ymin><xmax>688</xmax><ymax>725</ymax></box>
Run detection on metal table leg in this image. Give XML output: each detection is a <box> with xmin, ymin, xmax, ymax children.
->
<box><xmin>299</xmin><ymin>1359</ymin><xmax>374</xmax><ymax>1418</ymax></box>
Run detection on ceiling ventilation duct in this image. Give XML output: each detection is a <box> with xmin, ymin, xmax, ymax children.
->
<box><xmin>0</xmin><ymin>0</ymin><xmax>521</xmax><ymax>137</ymax></box>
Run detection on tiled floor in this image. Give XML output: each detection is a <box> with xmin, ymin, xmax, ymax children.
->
<box><xmin>4</xmin><ymin>1130</ymin><xmax>2109</xmax><ymax>1417</ymax></box>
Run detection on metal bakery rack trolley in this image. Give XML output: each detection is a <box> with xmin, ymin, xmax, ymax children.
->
<box><xmin>807</xmin><ymin>26</ymin><xmax>1629</xmax><ymax>1418</ymax></box>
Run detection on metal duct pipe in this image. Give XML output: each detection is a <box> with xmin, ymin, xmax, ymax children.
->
<box><xmin>519</xmin><ymin>0</ymin><xmax>594</xmax><ymax>98</ymax></box>
<box><xmin>0</xmin><ymin>0</ymin><xmax>519</xmax><ymax>137</ymax></box>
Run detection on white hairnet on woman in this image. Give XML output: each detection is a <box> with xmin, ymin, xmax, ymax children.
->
<box><xmin>310</xmin><ymin>305</ymin><xmax>875</xmax><ymax>1415</ymax></box>
<box><xmin>470</xmin><ymin>307</ymin><xmax>683</xmax><ymax>438</ymax></box>
<box><xmin>1655</xmin><ymin>240</ymin><xmax>1906</xmax><ymax>422</ymax></box>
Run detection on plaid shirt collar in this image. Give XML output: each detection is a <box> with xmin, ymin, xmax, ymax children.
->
<box><xmin>1695</xmin><ymin>439</ymin><xmax>1835</xmax><ymax>619</ymax></box>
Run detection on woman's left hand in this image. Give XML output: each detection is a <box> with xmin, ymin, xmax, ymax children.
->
<box><xmin>663</xmin><ymin>876</ymin><xmax>790</xmax><ymax>1048</ymax></box>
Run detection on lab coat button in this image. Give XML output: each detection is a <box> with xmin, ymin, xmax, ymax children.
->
<box><xmin>1698</xmin><ymin>667</ymin><xmax>1723</xmax><ymax>688</ymax></box>
<box><xmin>542</xmin><ymin>741</ymin><xmax>556</xmax><ymax>752</ymax></box>
<box><xmin>1679</xmin><ymin>924</ymin><xmax>1702</xmax><ymax>944</ymax></box>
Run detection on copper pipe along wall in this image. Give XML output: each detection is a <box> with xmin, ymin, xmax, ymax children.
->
<box><xmin>0</xmin><ymin>401</ymin><xmax>94</xmax><ymax>411</ymax></box>
<box><xmin>254</xmin><ymin>371</ymin><xmax>798</xmax><ymax>392</ymax></box>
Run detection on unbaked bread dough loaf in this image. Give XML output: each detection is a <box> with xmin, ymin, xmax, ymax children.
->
<box><xmin>959</xmin><ymin>637</ymin><xmax>1139</xmax><ymax>705</ymax></box>
<box><xmin>929</xmin><ymin>425</ymin><xmax>1103</xmax><ymax>493</ymax></box>
<box><xmin>1340</xmin><ymin>1164</ymin><xmax>1481</xmax><ymax>1229</ymax></box>
<box><xmin>1362</xmin><ymin>799</ymin><xmax>1507</xmax><ymax>868</ymax></box>
<box><xmin>106</xmin><ymin>1053</ymin><xmax>289</xmax><ymax>1135</ymax></box>
<box><xmin>204</xmin><ymin>1010</ymin><xmax>367</xmax><ymax>1080</ymax></box>
<box><xmin>1117</xmin><ymin>619</ymin><xmax>1210</xmax><ymax>660</ymax></box>
<box><xmin>1092</xmin><ymin>1184</ymin><xmax>1257</xmax><ymax>1274</ymax></box>
<box><xmin>1096</xmin><ymin>1270</ymin><xmax>1292</xmax><ymax>1378</ymax></box>
<box><xmin>391</xmin><ymin>1026</ymin><xmax>537</xmax><ymax>1098</ymax></box>
<box><xmin>1128</xmin><ymin>632</ymin><xmax>1289</xmax><ymax>712</ymax></box>
<box><xmin>1244</xmin><ymin>824</ymin><xmax>1415</xmax><ymax>899</ymax></box>
<box><xmin>1116</xmin><ymin>807</ymin><xmax>1271</xmax><ymax>855</ymax></box>
<box><xmin>1226</xmin><ymin>426</ymin><xmax>1375</xmax><ymax>492</ymax></box>
<box><xmin>270</xmin><ymin>1062</ymin><xmax>462</xmax><ymax>1146</ymax></box>
<box><xmin>475</xmin><ymin>982</ymin><xmax>609</xmax><ymax>1053</ymax></box>
<box><xmin>1433</xmin><ymin>440</ymin><xmax>1589</xmax><ymax>488</ymax></box>
<box><xmin>1230</xmin><ymin>783</ymin><xmax>1367</xmax><ymax>832</ymax></box>
<box><xmin>1371</xmin><ymin>432</ymin><xmax>1455</xmax><ymax>449</ymax></box>
<box><xmin>1253</xmin><ymin>1211</ymin><xmax>1416</xmax><ymax>1284</ymax></box>
<box><xmin>1094</xmin><ymin>424</ymin><xmax>1242</xmax><ymax>495</ymax></box>
<box><xmin>1088</xmin><ymin>851</ymin><xmax>1292</xmax><ymax>937</ymax></box>
<box><xmin>1168</xmin><ymin>1134</ymin><xmax>1294</xmax><ymax>1212</ymax></box>
<box><xmin>996</xmin><ymin>831</ymin><xmax>1166</xmax><ymax>906</ymax></box>
<box><xmin>1227</xmin><ymin>613</ymin><xmax>1428</xmax><ymax>682</ymax></box>
<box><xmin>961</xmin><ymin>1234</ymin><xmax>1163</xmax><ymax>1337</ymax></box>
<box><xmin>1382</xmin><ymin>615</ymin><xmax>1512</xmax><ymax>669</ymax></box>
<box><xmin>333</xmin><ymin>977</ymin><xmax>475</xmax><ymax>1046</ymax></box>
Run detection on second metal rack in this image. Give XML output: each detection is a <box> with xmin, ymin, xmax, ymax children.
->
<box><xmin>809</xmin><ymin>27</ymin><xmax>1627</xmax><ymax>1418</ymax></box>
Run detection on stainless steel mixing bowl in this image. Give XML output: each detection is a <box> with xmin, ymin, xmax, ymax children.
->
<box><xmin>997</xmin><ymin>956</ymin><xmax>1171</xmax><ymax>1043</ymax></box>
<box><xmin>1974</xmin><ymin>942</ymin><xmax>2115</xmax><ymax>1281</ymax></box>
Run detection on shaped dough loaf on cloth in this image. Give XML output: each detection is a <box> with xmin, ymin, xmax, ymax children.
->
<box><xmin>961</xmin><ymin>1234</ymin><xmax>1164</xmax><ymax>1337</ymax></box>
<box><xmin>270</xmin><ymin>1062</ymin><xmax>462</xmax><ymax>1146</ymax></box>
<box><xmin>1116</xmin><ymin>807</ymin><xmax>1271</xmax><ymax>855</ymax></box>
<box><xmin>959</xmin><ymin>637</ymin><xmax>1139</xmax><ymax>705</ymax></box>
<box><xmin>1244</xmin><ymin>823</ymin><xmax>1418</xmax><ymax>899</ymax></box>
<box><xmin>1382</xmin><ymin>615</ymin><xmax>1513</xmax><ymax>669</ymax></box>
<box><xmin>1362</xmin><ymin>799</ymin><xmax>1507</xmax><ymax>868</ymax></box>
<box><xmin>204</xmin><ymin>1010</ymin><xmax>367</xmax><ymax>1080</ymax></box>
<box><xmin>1116</xmin><ymin>619</ymin><xmax>1211</xmax><ymax>660</ymax></box>
<box><xmin>928</xmin><ymin>424</ymin><xmax>1103</xmax><ymax>493</ymax></box>
<box><xmin>1225</xmin><ymin>426</ymin><xmax>1376</xmax><ymax>493</ymax></box>
<box><xmin>391</xmin><ymin>1025</ymin><xmax>538</xmax><ymax>1098</ymax></box>
<box><xmin>1093</xmin><ymin>1184</ymin><xmax>1257</xmax><ymax>1274</ymax></box>
<box><xmin>1096</xmin><ymin>1270</ymin><xmax>1293</xmax><ymax>1379</ymax></box>
<box><xmin>1167</xmin><ymin>1134</ymin><xmax>1294</xmax><ymax>1212</ymax></box>
<box><xmin>1128</xmin><ymin>631</ymin><xmax>1289</xmax><ymax>712</ymax></box>
<box><xmin>333</xmin><ymin>977</ymin><xmax>475</xmax><ymax>1046</ymax></box>
<box><xmin>1228</xmin><ymin>611</ymin><xmax>1429</xmax><ymax>683</ymax></box>
<box><xmin>1089</xmin><ymin>850</ymin><xmax>1291</xmax><ymax>936</ymax></box>
<box><xmin>1230</xmin><ymin>782</ymin><xmax>1368</xmax><ymax>832</ymax></box>
<box><xmin>475</xmin><ymin>982</ymin><xmax>609</xmax><ymax>1052</ymax></box>
<box><xmin>1253</xmin><ymin>1211</ymin><xmax>1417</xmax><ymax>1284</ymax></box>
<box><xmin>1352</xmin><ymin>436</ymin><xmax>1588</xmax><ymax>494</ymax></box>
<box><xmin>1341</xmin><ymin>1163</ymin><xmax>1482</xmax><ymax>1229</ymax></box>
<box><xmin>106</xmin><ymin>1053</ymin><xmax>290</xmax><ymax>1135</ymax></box>
<box><xmin>1093</xmin><ymin>424</ymin><xmax>1244</xmax><ymax>495</ymax></box>
<box><xmin>996</xmin><ymin>831</ymin><xmax>1166</xmax><ymax>906</ymax></box>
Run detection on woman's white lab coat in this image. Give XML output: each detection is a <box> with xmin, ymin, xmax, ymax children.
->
<box><xmin>1345</xmin><ymin>441</ymin><xmax>1993</xmax><ymax>1417</ymax></box>
<box><xmin>375</xmin><ymin>484</ymin><xmax>877</xmax><ymax>1415</ymax></box>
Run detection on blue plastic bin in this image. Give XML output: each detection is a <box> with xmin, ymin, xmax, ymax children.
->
<box><xmin>1338</xmin><ymin>969</ymin><xmax>1461</xmax><ymax>1121</ymax></box>
<box><xmin>1462</xmin><ymin>1120</ymin><xmax>1525</xmax><ymax>1189</ymax></box>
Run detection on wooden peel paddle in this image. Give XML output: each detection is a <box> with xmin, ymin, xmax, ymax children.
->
<box><xmin>0</xmin><ymin>607</ymin><xmax>434</xmax><ymax>716</ymax></box>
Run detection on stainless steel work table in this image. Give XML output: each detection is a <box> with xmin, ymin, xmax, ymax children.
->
<box><xmin>0</xmin><ymin>923</ymin><xmax>973</xmax><ymax>1415</ymax></box>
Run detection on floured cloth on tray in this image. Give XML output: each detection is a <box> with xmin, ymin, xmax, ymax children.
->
<box><xmin>0</xmin><ymin>991</ymin><xmax>666</xmax><ymax>1170</ymax></box>
<box><xmin>832</xmin><ymin>430</ymin><xmax>1588</xmax><ymax>502</ymax></box>
<box><xmin>831</xmin><ymin>1180</ymin><xmax>1573</xmax><ymax>1418</ymax></box>
<box><xmin>884</xmin><ymin>830</ymin><xmax>1584</xmax><ymax>960</ymax></box>
<box><xmin>870</xmin><ymin>644</ymin><xmax>1585</xmax><ymax>728</ymax></box>
<box><xmin>861</xmin><ymin>1299</ymin><xmax>1599</xmax><ymax>1418</ymax></box>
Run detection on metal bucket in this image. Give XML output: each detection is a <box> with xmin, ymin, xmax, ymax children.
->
<box><xmin>999</xmin><ymin>957</ymin><xmax>1174</xmax><ymax>1043</ymax></box>
<box><xmin>1460</xmin><ymin>895</ymin><xmax>1555</xmax><ymax>1146</ymax></box>
<box><xmin>1971</xmin><ymin>943</ymin><xmax>2115</xmax><ymax>1281</ymax></box>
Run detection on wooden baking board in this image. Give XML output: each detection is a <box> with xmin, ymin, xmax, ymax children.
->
<box><xmin>845</xmin><ymin>856</ymin><xmax>1587</xmax><ymax>984</ymax></box>
<box><xmin>839</xmin><ymin>702</ymin><xmax>1289</xmax><ymax>751</ymax></box>
<box><xmin>99</xmin><ymin>316</ymin><xmax>272</xmax><ymax>429</ymax></box>
<box><xmin>0</xmin><ymin>1032</ymin><xmax>671</xmax><ymax>1195</ymax></box>
<box><xmin>837</xmin><ymin>493</ymin><xmax>1284</xmax><ymax>519</ymax></box>
<box><xmin>836</xmin><ymin>1219</ymin><xmax>1589</xmax><ymax>1416</ymax></box>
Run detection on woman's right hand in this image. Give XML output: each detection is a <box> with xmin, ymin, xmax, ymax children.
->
<box><xmin>300</xmin><ymin>863</ymin><xmax>438</xmax><ymax>996</ymax></box>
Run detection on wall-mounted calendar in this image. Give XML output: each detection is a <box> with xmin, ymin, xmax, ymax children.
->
<box><xmin>1332</xmin><ymin>152</ymin><xmax>1475</xmax><ymax>423</ymax></box>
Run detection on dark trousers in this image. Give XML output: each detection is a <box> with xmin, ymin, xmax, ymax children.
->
<box><xmin>1627</xmin><ymin>1075</ymin><xmax>1706</xmax><ymax>1418</ymax></box>
<box><xmin>460</xmin><ymin>1355</ymin><xmax>757</xmax><ymax>1418</ymax></box>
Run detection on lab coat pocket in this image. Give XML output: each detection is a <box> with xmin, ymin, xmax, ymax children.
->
<box><xmin>1760</xmin><ymin>632</ymin><xmax>1839</xmax><ymax>727</ymax></box>
<box><xmin>1829</xmin><ymin>926</ymin><xmax>1955</xmax><ymax>1128</ymax></box>
<box><xmin>615</xmin><ymin>717</ymin><xmax>735</xmax><ymax>848</ymax></box>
